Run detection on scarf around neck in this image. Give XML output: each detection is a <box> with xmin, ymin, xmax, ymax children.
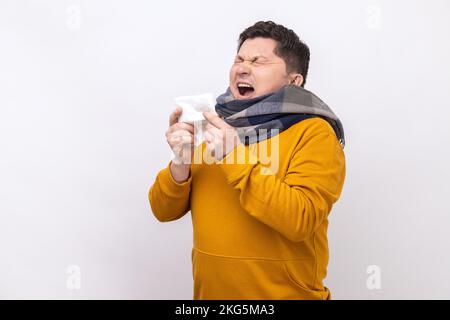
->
<box><xmin>215</xmin><ymin>84</ymin><xmax>345</xmax><ymax>148</ymax></box>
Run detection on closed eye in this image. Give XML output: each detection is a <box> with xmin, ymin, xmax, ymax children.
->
<box><xmin>234</xmin><ymin>57</ymin><xmax>244</xmax><ymax>64</ymax></box>
<box><xmin>234</xmin><ymin>57</ymin><xmax>267</xmax><ymax>65</ymax></box>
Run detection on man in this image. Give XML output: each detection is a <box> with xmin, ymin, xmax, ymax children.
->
<box><xmin>149</xmin><ymin>21</ymin><xmax>346</xmax><ymax>300</ymax></box>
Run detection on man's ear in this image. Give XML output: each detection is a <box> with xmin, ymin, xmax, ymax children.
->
<box><xmin>290</xmin><ymin>74</ymin><xmax>304</xmax><ymax>87</ymax></box>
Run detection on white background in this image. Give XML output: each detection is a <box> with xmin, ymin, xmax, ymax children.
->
<box><xmin>1</xmin><ymin>0</ymin><xmax>449</xmax><ymax>299</ymax></box>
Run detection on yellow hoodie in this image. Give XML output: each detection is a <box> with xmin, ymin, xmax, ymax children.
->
<box><xmin>148</xmin><ymin>117</ymin><xmax>346</xmax><ymax>300</ymax></box>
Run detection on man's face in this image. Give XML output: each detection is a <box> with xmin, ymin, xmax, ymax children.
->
<box><xmin>229</xmin><ymin>37</ymin><xmax>292</xmax><ymax>100</ymax></box>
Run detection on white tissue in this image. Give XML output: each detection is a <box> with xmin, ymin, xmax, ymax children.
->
<box><xmin>173</xmin><ymin>93</ymin><xmax>216</xmax><ymax>146</ymax></box>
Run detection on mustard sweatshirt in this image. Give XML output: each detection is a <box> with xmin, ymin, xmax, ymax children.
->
<box><xmin>148</xmin><ymin>117</ymin><xmax>346</xmax><ymax>300</ymax></box>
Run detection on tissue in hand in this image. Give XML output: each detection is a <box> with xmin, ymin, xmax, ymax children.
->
<box><xmin>173</xmin><ymin>93</ymin><xmax>216</xmax><ymax>146</ymax></box>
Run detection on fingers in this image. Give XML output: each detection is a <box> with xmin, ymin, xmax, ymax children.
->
<box><xmin>169</xmin><ymin>107</ymin><xmax>183</xmax><ymax>126</ymax></box>
<box><xmin>167</xmin><ymin>107</ymin><xmax>197</xmax><ymax>163</ymax></box>
<box><xmin>204</xmin><ymin>130</ymin><xmax>218</xmax><ymax>158</ymax></box>
<box><xmin>203</xmin><ymin>130</ymin><xmax>214</xmax><ymax>144</ymax></box>
<box><xmin>170</xmin><ymin>135</ymin><xmax>194</xmax><ymax>146</ymax></box>
<box><xmin>167</xmin><ymin>122</ymin><xmax>194</xmax><ymax>134</ymax></box>
<box><xmin>205</xmin><ymin>123</ymin><xmax>221</xmax><ymax>137</ymax></box>
<box><xmin>171</xmin><ymin>130</ymin><xmax>193</xmax><ymax>139</ymax></box>
<box><xmin>168</xmin><ymin>131</ymin><xmax>194</xmax><ymax>147</ymax></box>
<box><xmin>203</xmin><ymin>111</ymin><xmax>227</xmax><ymax>129</ymax></box>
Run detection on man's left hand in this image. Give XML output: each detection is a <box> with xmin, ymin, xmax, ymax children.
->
<box><xmin>203</xmin><ymin>111</ymin><xmax>241</xmax><ymax>161</ymax></box>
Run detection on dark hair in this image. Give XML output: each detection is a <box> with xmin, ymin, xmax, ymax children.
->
<box><xmin>237</xmin><ymin>21</ymin><xmax>310</xmax><ymax>87</ymax></box>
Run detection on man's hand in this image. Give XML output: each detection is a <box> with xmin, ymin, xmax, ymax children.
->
<box><xmin>166</xmin><ymin>107</ymin><xmax>194</xmax><ymax>183</ymax></box>
<box><xmin>166</xmin><ymin>107</ymin><xmax>195</xmax><ymax>164</ymax></box>
<box><xmin>203</xmin><ymin>111</ymin><xmax>241</xmax><ymax>161</ymax></box>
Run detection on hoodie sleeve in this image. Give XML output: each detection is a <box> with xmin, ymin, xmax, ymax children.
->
<box><xmin>216</xmin><ymin>118</ymin><xmax>346</xmax><ymax>242</ymax></box>
<box><xmin>148</xmin><ymin>160</ymin><xmax>192</xmax><ymax>222</ymax></box>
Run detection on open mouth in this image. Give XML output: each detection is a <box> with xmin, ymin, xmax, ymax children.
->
<box><xmin>237</xmin><ymin>82</ymin><xmax>255</xmax><ymax>98</ymax></box>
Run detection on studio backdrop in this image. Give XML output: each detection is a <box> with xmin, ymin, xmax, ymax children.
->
<box><xmin>1</xmin><ymin>0</ymin><xmax>449</xmax><ymax>299</ymax></box>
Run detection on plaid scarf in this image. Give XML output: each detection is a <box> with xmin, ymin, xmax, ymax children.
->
<box><xmin>215</xmin><ymin>85</ymin><xmax>345</xmax><ymax>148</ymax></box>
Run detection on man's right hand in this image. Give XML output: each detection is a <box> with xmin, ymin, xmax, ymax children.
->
<box><xmin>165</xmin><ymin>107</ymin><xmax>194</xmax><ymax>182</ymax></box>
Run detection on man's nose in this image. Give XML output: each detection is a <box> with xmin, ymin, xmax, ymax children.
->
<box><xmin>235</xmin><ymin>61</ymin><xmax>252</xmax><ymax>75</ymax></box>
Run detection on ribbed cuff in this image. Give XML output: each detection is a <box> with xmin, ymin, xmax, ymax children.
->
<box><xmin>157</xmin><ymin>160</ymin><xmax>192</xmax><ymax>197</ymax></box>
